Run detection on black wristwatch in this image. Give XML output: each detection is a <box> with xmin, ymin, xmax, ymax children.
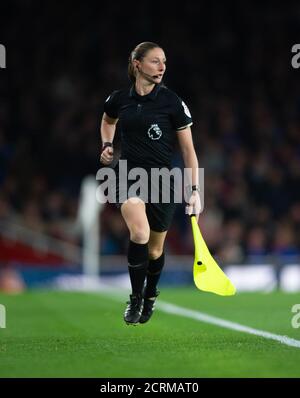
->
<box><xmin>192</xmin><ymin>185</ymin><xmax>200</xmax><ymax>192</ymax></box>
<box><xmin>101</xmin><ymin>142</ymin><xmax>113</xmax><ymax>153</ymax></box>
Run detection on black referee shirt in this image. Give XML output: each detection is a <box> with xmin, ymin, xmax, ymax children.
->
<box><xmin>103</xmin><ymin>84</ymin><xmax>193</xmax><ymax>168</ymax></box>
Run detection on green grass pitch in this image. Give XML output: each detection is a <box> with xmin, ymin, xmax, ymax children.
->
<box><xmin>0</xmin><ymin>288</ymin><xmax>300</xmax><ymax>377</ymax></box>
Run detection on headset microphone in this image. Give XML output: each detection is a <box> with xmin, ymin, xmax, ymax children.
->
<box><xmin>137</xmin><ymin>66</ymin><xmax>158</xmax><ymax>80</ymax></box>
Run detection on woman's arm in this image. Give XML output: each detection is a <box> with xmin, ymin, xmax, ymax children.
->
<box><xmin>177</xmin><ymin>126</ymin><xmax>199</xmax><ymax>185</ymax></box>
<box><xmin>177</xmin><ymin>127</ymin><xmax>202</xmax><ymax>217</ymax></box>
<box><xmin>100</xmin><ymin>112</ymin><xmax>118</xmax><ymax>165</ymax></box>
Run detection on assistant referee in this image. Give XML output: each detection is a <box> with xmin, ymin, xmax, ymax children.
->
<box><xmin>100</xmin><ymin>42</ymin><xmax>201</xmax><ymax>325</ymax></box>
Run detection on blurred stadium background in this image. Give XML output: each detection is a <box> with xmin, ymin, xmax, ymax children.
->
<box><xmin>1</xmin><ymin>1</ymin><xmax>300</xmax><ymax>292</ymax></box>
<box><xmin>1</xmin><ymin>0</ymin><xmax>300</xmax><ymax>379</ymax></box>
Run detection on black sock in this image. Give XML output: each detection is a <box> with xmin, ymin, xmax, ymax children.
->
<box><xmin>127</xmin><ymin>240</ymin><xmax>148</xmax><ymax>296</ymax></box>
<box><xmin>145</xmin><ymin>252</ymin><xmax>165</xmax><ymax>298</ymax></box>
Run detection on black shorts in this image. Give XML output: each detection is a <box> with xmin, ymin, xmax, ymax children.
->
<box><xmin>113</xmin><ymin>162</ymin><xmax>178</xmax><ymax>232</ymax></box>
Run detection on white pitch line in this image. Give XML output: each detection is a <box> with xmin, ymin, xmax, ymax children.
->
<box><xmin>94</xmin><ymin>288</ymin><xmax>300</xmax><ymax>349</ymax></box>
<box><xmin>157</xmin><ymin>301</ymin><xmax>300</xmax><ymax>349</ymax></box>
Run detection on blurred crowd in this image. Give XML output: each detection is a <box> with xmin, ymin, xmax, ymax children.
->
<box><xmin>1</xmin><ymin>1</ymin><xmax>300</xmax><ymax>263</ymax></box>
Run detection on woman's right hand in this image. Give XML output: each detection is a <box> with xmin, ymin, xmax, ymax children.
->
<box><xmin>100</xmin><ymin>146</ymin><xmax>114</xmax><ymax>165</ymax></box>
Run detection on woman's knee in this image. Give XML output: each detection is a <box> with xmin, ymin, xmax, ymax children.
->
<box><xmin>148</xmin><ymin>248</ymin><xmax>163</xmax><ymax>260</ymax></box>
<box><xmin>121</xmin><ymin>199</ymin><xmax>150</xmax><ymax>243</ymax></box>
<box><xmin>130</xmin><ymin>224</ymin><xmax>150</xmax><ymax>244</ymax></box>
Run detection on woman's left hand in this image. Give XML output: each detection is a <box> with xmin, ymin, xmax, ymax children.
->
<box><xmin>186</xmin><ymin>191</ymin><xmax>202</xmax><ymax>221</ymax></box>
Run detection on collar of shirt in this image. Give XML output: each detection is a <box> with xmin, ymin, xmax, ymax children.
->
<box><xmin>129</xmin><ymin>83</ymin><xmax>161</xmax><ymax>102</ymax></box>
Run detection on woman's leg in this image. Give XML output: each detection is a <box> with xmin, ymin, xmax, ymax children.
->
<box><xmin>121</xmin><ymin>198</ymin><xmax>150</xmax><ymax>324</ymax></box>
<box><xmin>139</xmin><ymin>229</ymin><xmax>167</xmax><ymax>324</ymax></box>
<box><xmin>121</xmin><ymin>198</ymin><xmax>150</xmax><ymax>244</ymax></box>
<box><xmin>145</xmin><ymin>230</ymin><xmax>168</xmax><ymax>297</ymax></box>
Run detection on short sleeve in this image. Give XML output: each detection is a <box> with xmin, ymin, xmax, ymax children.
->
<box><xmin>103</xmin><ymin>90</ymin><xmax>120</xmax><ymax>119</ymax></box>
<box><xmin>170</xmin><ymin>95</ymin><xmax>193</xmax><ymax>131</ymax></box>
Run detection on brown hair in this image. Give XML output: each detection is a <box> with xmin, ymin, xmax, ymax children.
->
<box><xmin>128</xmin><ymin>42</ymin><xmax>162</xmax><ymax>83</ymax></box>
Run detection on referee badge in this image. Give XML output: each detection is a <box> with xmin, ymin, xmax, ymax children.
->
<box><xmin>182</xmin><ymin>101</ymin><xmax>191</xmax><ymax>118</ymax></box>
<box><xmin>147</xmin><ymin>124</ymin><xmax>162</xmax><ymax>140</ymax></box>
